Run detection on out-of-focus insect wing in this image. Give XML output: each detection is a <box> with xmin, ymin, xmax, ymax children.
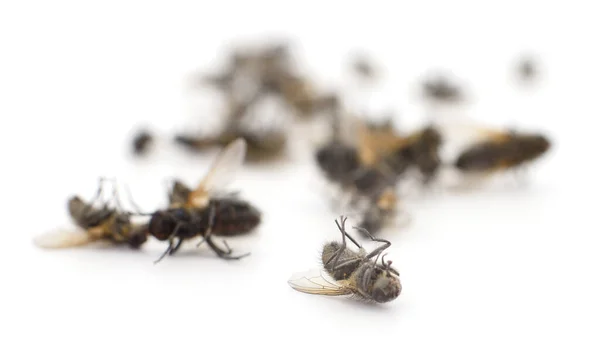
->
<box><xmin>288</xmin><ymin>269</ymin><xmax>352</xmax><ymax>296</ymax></box>
<box><xmin>357</xmin><ymin>122</ymin><xmax>406</xmax><ymax>166</ymax></box>
<box><xmin>33</xmin><ymin>229</ymin><xmax>94</xmax><ymax>249</ymax></box>
<box><xmin>189</xmin><ymin>138</ymin><xmax>247</xmax><ymax>207</ymax></box>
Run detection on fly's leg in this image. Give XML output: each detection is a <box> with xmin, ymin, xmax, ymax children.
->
<box><xmin>169</xmin><ymin>238</ymin><xmax>184</xmax><ymax>255</ymax></box>
<box><xmin>81</xmin><ymin>177</ymin><xmax>111</xmax><ymax>216</ymax></box>
<box><xmin>330</xmin><ymin>258</ymin><xmax>361</xmax><ymax>272</ymax></box>
<box><xmin>362</xmin><ymin>251</ymin><xmax>384</xmax><ymax>289</ymax></box>
<box><xmin>205</xmin><ymin>237</ymin><xmax>250</xmax><ymax>260</ymax></box>
<box><xmin>196</xmin><ymin>204</ymin><xmax>216</xmax><ymax>247</ymax></box>
<box><xmin>341</xmin><ymin>221</ymin><xmax>362</xmax><ymax>249</ymax></box>
<box><xmin>352</xmin><ymin>226</ymin><xmax>391</xmax><ymax>260</ymax></box>
<box><xmin>154</xmin><ymin>222</ymin><xmax>183</xmax><ymax>264</ymax></box>
<box><xmin>324</xmin><ymin>216</ymin><xmax>350</xmax><ymax>269</ymax></box>
<box><xmin>198</xmin><ymin>205</ymin><xmax>247</xmax><ymax>260</ymax></box>
<box><xmin>325</xmin><ymin>216</ymin><xmax>364</xmax><ymax>268</ymax></box>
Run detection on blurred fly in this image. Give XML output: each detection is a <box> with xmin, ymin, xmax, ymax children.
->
<box><xmin>33</xmin><ymin>179</ymin><xmax>148</xmax><ymax>250</ymax></box>
<box><xmin>454</xmin><ymin>129</ymin><xmax>551</xmax><ymax>175</ymax></box>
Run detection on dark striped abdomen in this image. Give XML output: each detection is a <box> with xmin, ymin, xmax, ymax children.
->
<box><xmin>208</xmin><ymin>198</ymin><xmax>262</xmax><ymax>236</ymax></box>
<box><xmin>454</xmin><ymin>143</ymin><xmax>508</xmax><ymax>172</ymax></box>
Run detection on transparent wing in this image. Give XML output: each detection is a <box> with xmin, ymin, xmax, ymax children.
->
<box><xmin>288</xmin><ymin>269</ymin><xmax>353</xmax><ymax>296</ymax></box>
<box><xmin>189</xmin><ymin>138</ymin><xmax>247</xmax><ymax>206</ymax></box>
<box><xmin>33</xmin><ymin>229</ymin><xmax>94</xmax><ymax>249</ymax></box>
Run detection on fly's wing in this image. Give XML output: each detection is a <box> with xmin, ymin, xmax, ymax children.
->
<box><xmin>288</xmin><ymin>269</ymin><xmax>353</xmax><ymax>296</ymax></box>
<box><xmin>357</xmin><ymin>122</ymin><xmax>406</xmax><ymax>166</ymax></box>
<box><xmin>33</xmin><ymin>229</ymin><xmax>94</xmax><ymax>249</ymax></box>
<box><xmin>188</xmin><ymin>138</ymin><xmax>247</xmax><ymax>207</ymax></box>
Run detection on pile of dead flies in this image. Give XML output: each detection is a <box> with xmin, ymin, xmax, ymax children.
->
<box><xmin>34</xmin><ymin>41</ymin><xmax>549</xmax><ymax>304</ymax></box>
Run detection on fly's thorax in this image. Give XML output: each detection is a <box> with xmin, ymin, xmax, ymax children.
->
<box><xmin>354</xmin><ymin>263</ymin><xmax>402</xmax><ymax>303</ymax></box>
<box><xmin>148</xmin><ymin>208</ymin><xmax>203</xmax><ymax>241</ymax></box>
<box><xmin>321</xmin><ymin>242</ymin><xmax>363</xmax><ymax>281</ymax></box>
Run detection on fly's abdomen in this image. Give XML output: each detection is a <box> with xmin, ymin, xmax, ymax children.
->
<box><xmin>210</xmin><ymin>199</ymin><xmax>261</xmax><ymax>236</ymax></box>
<box><xmin>455</xmin><ymin>143</ymin><xmax>506</xmax><ymax>172</ymax></box>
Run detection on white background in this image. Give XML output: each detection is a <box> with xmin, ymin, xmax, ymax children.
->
<box><xmin>1</xmin><ymin>1</ymin><xmax>599</xmax><ymax>346</ymax></box>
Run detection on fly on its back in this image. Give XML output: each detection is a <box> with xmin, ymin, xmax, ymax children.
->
<box><xmin>147</xmin><ymin>138</ymin><xmax>262</xmax><ymax>263</ymax></box>
<box><xmin>33</xmin><ymin>178</ymin><xmax>149</xmax><ymax>250</ymax></box>
<box><xmin>288</xmin><ymin>216</ymin><xmax>402</xmax><ymax>304</ymax></box>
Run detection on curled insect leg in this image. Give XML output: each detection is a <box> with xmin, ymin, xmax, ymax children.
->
<box><xmin>352</xmin><ymin>226</ymin><xmax>391</xmax><ymax>260</ymax></box>
<box><xmin>169</xmin><ymin>238</ymin><xmax>184</xmax><ymax>255</ymax></box>
<box><xmin>221</xmin><ymin>240</ymin><xmax>233</xmax><ymax>254</ymax></box>
<box><xmin>154</xmin><ymin>239</ymin><xmax>175</xmax><ymax>264</ymax></box>
<box><xmin>325</xmin><ymin>216</ymin><xmax>350</xmax><ymax>269</ymax></box>
<box><xmin>362</xmin><ymin>252</ymin><xmax>383</xmax><ymax>290</ymax></box>
<box><xmin>381</xmin><ymin>253</ymin><xmax>399</xmax><ymax>276</ymax></box>
<box><xmin>330</xmin><ymin>258</ymin><xmax>361</xmax><ymax>272</ymax></box>
<box><xmin>339</xmin><ymin>218</ymin><xmax>362</xmax><ymax>249</ymax></box>
<box><xmin>193</xmin><ymin>204</ymin><xmax>216</xmax><ymax>248</ymax></box>
<box><xmin>82</xmin><ymin>177</ymin><xmax>113</xmax><ymax>216</ymax></box>
<box><xmin>154</xmin><ymin>223</ymin><xmax>182</xmax><ymax>264</ymax></box>
<box><xmin>205</xmin><ymin>236</ymin><xmax>250</xmax><ymax>260</ymax></box>
<box><xmin>89</xmin><ymin>177</ymin><xmax>109</xmax><ymax>206</ymax></box>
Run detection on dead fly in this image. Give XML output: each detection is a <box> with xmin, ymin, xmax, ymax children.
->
<box><xmin>288</xmin><ymin>216</ymin><xmax>402</xmax><ymax>304</ymax></box>
<box><xmin>516</xmin><ymin>56</ymin><xmax>538</xmax><ymax>82</ymax></box>
<box><xmin>33</xmin><ymin>179</ymin><xmax>148</xmax><ymax>250</ymax></box>
<box><xmin>131</xmin><ymin>129</ymin><xmax>154</xmax><ymax>156</ymax></box>
<box><xmin>174</xmin><ymin>92</ymin><xmax>288</xmax><ymax>163</ymax></box>
<box><xmin>195</xmin><ymin>41</ymin><xmax>332</xmax><ymax>120</ymax></box>
<box><xmin>422</xmin><ymin>75</ymin><xmax>463</xmax><ymax>103</ymax></box>
<box><xmin>196</xmin><ymin>43</ymin><xmax>290</xmax><ymax>93</ymax></box>
<box><xmin>454</xmin><ymin>129</ymin><xmax>551</xmax><ymax>176</ymax></box>
<box><xmin>148</xmin><ymin>138</ymin><xmax>261</xmax><ymax>263</ymax></box>
<box><xmin>175</xmin><ymin>128</ymin><xmax>287</xmax><ymax>163</ymax></box>
<box><xmin>350</xmin><ymin>54</ymin><xmax>377</xmax><ymax>80</ymax></box>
